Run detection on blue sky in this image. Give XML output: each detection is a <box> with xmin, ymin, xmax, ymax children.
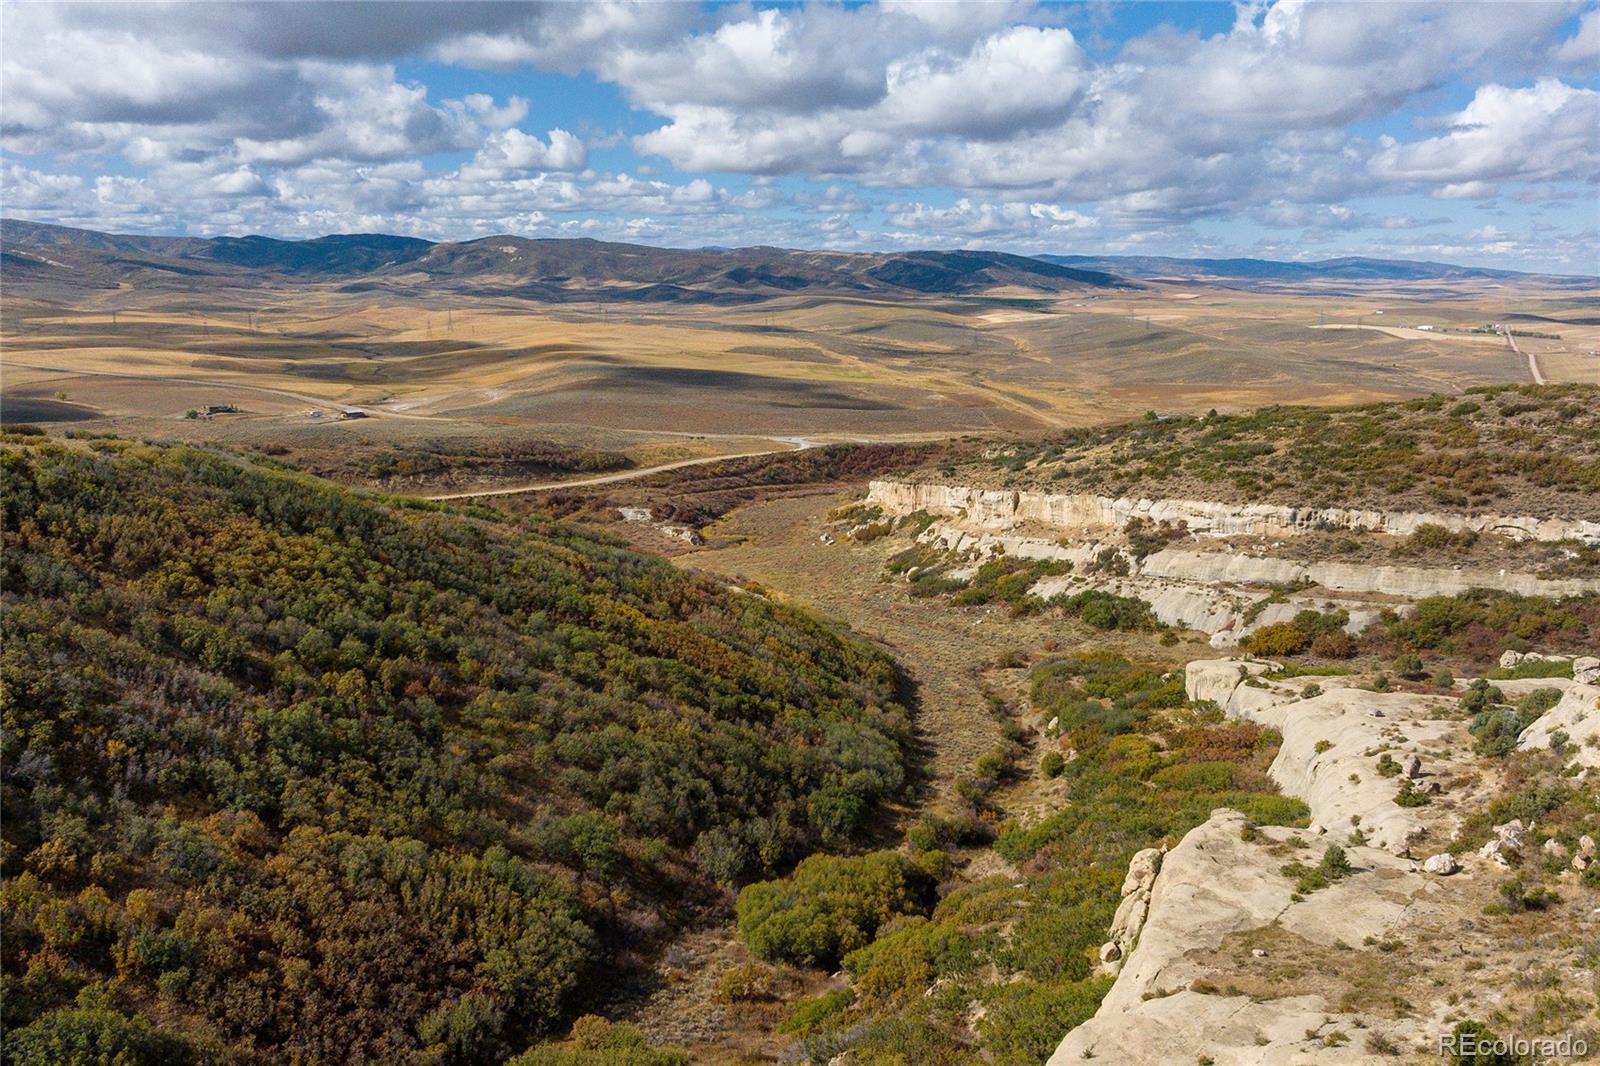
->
<box><xmin>3</xmin><ymin>1</ymin><xmax>1596</xmax><ymax>272</ymax></box>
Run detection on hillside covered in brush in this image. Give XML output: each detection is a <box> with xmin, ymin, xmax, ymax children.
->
<box><xmin>0</xmin><ymin>434</ymin><xmax>911</xmax><ymax>1063</ymax></box>
<box><xmin>928</xmin><ymin>384</ymin><xmax>1600</xmax><ymax>519</ymax></box>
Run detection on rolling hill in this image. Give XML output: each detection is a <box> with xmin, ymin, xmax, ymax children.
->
<box><xmin>0</xmin><ymin>220</ymin><xmax>1127</xmax><ymax>303</ymax></box>
<box><xmin>1036</xmin><ymin>252</ymin><xmax>1596</xmax><ymax>288</ymax></box>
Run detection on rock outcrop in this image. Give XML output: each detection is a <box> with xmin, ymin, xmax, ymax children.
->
<box><xmin>1183</xmin><ymin>660</ymin><xmax>1484</xmax><ymax>854</ymax></box>
<box><xmin>866</xmin><ymin>479</ymin><xmax>1600</xmax><ymax>545</ymax></box>
<box><xmin>1100</xmin><ymin>846</ymin><xmax>1164</xmax><ymax>971</ymax></box>
<box><xmin>900</xmin><ymin>518</ymin><xmax>1599</xmax><ymax>642</ymax></box>
<box><xmin>917</xmin><ymin>522</ymin><xmax>1600</xmax><ymax>602</ymax></box>
<box><xmin>1047</xmin><ymin>811</ymin><xmax>1433</xmax><ymax>1065</ymax></box>
<box><xmin>1514</xmin><ymin>681</ymin><xmax>1600</xmax><ymax>768</ymax></box>
<box><xmin>1045</xmin><ymin>665</ymin><xmax>1544</xmax><ymax>1064</ymax></box>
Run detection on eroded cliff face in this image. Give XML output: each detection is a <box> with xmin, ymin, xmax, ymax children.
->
<box><xmin>1047</xmin><ymin>664</ymin><xmax>1600</xmax><ymax>1065</ymax></box>
<box><xmin>910</xmin><ymin>521</ymin><xmax>1600</xmax><ymax>644</ymax></box>
<box><xmin>868</xmin><ymin>479</ymin><xmax>1600</xmax><ymax>643</ymax></box>
<box><xmin>866</xmin><ymin>480</ymin><xmax>1600</xmax><ymax>544</ymax></box>
<box><xmin>1047</xmin><ymin>811</ymin><xmax>1440</xmax><ymax>1065</ymax></box>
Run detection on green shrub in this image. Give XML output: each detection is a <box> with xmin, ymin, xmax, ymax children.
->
<box><xmin>1514</xmin><ymin>687</ymin><xmax>1563</xmax><ymax>717</ymax></box>
<box><xmin>1039</xmin><ymin>751</ymin><xmax>1066</xmax><ymax>779</ymax></box>
<box><xmin>735</xmin><ymin>852</ymin><xmax>933</xmax><ymax>967</ymax></box>
<box><xmin>977</xmin><ymin>975</ymin><xmax>1113</xmax><ymax>1063</ymax></box>
<box><xmin>777</xmin><ymin>988</ymin><xmax>853</xmax><ymax>1035</ymax></box>
<box><xmin>1489</xmin><ymin>877</ymin><xmax>1557</xmax><ymax>915</ymax></box>
<box><xmin>1470</xmin><ymin>696</ymin><xmax>1547</xmax><ymax>757</ymax></box>
<box><xmin>1440</xmin><ymin>1020</ymin><xmax>1522</xmax><ymax>1065</ymax></box>
<box><xmin>1399</xmin><ymin>524</ymin><xmax>1478</xmax><ymax>555</ymax></box>
<box><xmin>510</xmin><ymin>1016</ymin><xmax>689</xmax><ymax>1066</ymax></box>
<box><xmin>1395</xmin><ymin>779</ymin><xmax>1432</xmax><ymax>807</ymax></box>
<box><xmin>1244</xmin><ymin>622</ymin><xmax>1309</xmax><ymax>656</ymax></box>
<box><xmin>1485</xmin><ymin>657</ymin><xmax>1575</xmax><ymax>680</ymax></box>
<box><xmin>1281</xmin><ymin>845</ymin><xmax>1352</xmax><ymax>895</ymax></box>
<box><xmin>1047</xmin><ymin>589</ymin><xmax>1159</xmax><ymax>631</ymax></box>
<box><xmin>1461</xmin><ymin>678</ymin><xmax>1506</xmax><ymax>716</ymax></box>
<box><xmin>1392</xmin><ymin>653</ymin><xmax>1424</xmax><ymax>679</ymax></box>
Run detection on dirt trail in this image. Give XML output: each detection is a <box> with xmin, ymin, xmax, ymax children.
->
<box><xmin>421</xmin><ymin>443</ymin><xmax>806</xmax><ymax>500</ymax></box>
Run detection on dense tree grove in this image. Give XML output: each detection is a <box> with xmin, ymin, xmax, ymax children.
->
<box><xmin>0</xmin><ymin>436</ymin><xmax>911</xmax><ymax>1062</ymax></box>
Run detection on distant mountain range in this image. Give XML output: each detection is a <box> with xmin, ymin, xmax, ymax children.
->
<box><xmin>1035</xmin><ymin>253</ymin><xmax>1595</xmax><ymax>286</ymax></box>
<box><xmin>4</xmin><ymin>220</ymin><xmax>1591</xmax><ymax>303</ymax></box>
<box><xmin>0</xmin><ymin>219</ymin><xmax>1127</xmax><ymax>303</ymax></box>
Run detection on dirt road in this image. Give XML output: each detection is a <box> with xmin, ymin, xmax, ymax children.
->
<box><xmin>421</xmin><ymin>439</ymin><xmax>814</xmax><ymax>500</ymax></box>
<box><xmin>1503</xmin><ymin>327</ymin><xmax>1546</xmax><ymax>385</ymax></box>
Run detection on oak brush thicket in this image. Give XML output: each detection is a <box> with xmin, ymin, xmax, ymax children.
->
<box><xmin>0</xmin><ymin>435</ymin><xmax>912</xmax><ymax>1063</ymax></box>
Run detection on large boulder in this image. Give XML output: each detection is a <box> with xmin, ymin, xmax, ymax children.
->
<box><xmin>1423</xmin><ymin>853</ymin><xmax>1459</xmax><ymax>876</ymax></box>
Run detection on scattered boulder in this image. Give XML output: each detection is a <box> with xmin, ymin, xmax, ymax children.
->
<box><xmin>1574</xmin><ymin>835</ymin><xmax>1597</xmax><ymax>872</ymax></box>
<box><xmin>664</xmin><ymin>525</ymin><xmax>705</xmax><ymax>546</ymax></box>
<box><xmin>1402</xmin><ymin>753</ymin><xmax>1422</xmax><ymax>779</ymax></box>
<box><xmin>1543</xmin><ymin>839</ymin><xmax>1569</xmax><ymax>860</ymax></box>
<box><xmin>1574</xmin><ymin>656</ymin><xmax>1600</xmax><ymax>685</ymax></box>
<box><xmin>1500</xmin><ymin>650</ymin><xmax>1576</xmax><ymax>671</ymax></box>
<box><xmin>1099</xmin><ymin>942</ymin><xmax>1123</xmax><ymax>964</ymax></box>
<box><xmin>1423</xmin><ymin>853</ymin><xmax>1459</xmax><ymax>876</ymax></box>
<box><xmin>1479</xmin><ymin>820</ymin><xmax>1527</xmax><ymax>868</ymax></box>
<box><xmin>1390</xmin><ymin>827</ymin><xmax>1425</xmax><ymax>858</ymax></box>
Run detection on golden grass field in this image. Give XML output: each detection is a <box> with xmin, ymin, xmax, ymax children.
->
<box><xmin>4</xmin><ymin>271</ymin><xmax>1596</xmax><ymax>488</ymax></box>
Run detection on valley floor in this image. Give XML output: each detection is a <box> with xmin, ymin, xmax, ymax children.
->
<box><xmin>612</xmin><ymin>492</ymin><xmax>1211</xmax><ymax>1058</ymax></box>
<box><xmin>620</xmin><ymin>485</ymin><xmax>1600</xmax><ymax>1064</ymax></box>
